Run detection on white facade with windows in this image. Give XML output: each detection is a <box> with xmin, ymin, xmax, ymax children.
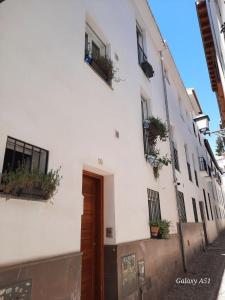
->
<box><xmin>1</xmin><ymin>0</ymin><xmax>225</xmax><ymax>299</ymax></box>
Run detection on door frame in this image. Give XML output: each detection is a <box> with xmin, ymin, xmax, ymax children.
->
<box><xmin>82</xmin><ymin>170</ymin><xmax>104</xmax><ymax>300</ymax></box>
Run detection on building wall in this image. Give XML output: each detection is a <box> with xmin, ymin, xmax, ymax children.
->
<box><xmin>1</xmin><ymin>0</ymin><xmax>225</xmax><ymax>299</ymax></box>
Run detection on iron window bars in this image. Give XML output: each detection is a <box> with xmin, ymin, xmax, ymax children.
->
<box><xmin>2</xmin><ymin>137</ymin><xmax>48</xmax><ymax>174</ymax></box>
<box><xmin>147</xmin><ymin>189</ymin><xmax>161</xmax><ymax>221</ymax></box>
<box><xmin>177</xmin><ymin>191</ymin><xmax>187</xmax><ymax>223</ymax></box>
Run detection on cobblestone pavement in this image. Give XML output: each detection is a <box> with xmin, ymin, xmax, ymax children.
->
<box><xmin>164</xmin><ymin>231</ymin><xmax>225</xmax><ymax>300</ymax></box>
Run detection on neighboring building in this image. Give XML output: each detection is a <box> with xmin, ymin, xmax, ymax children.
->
<box><xmin>1</xmin><ymin>1</ymin><xmax>225</xmax><ymax>300</ymax></box>
<box><xmin>196</xmin><ymin>0</ymin><xmax>225</xmax><ymax>126</ymax></box>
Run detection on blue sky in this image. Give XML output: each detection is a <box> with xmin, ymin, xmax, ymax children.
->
<box><xmin>149</xmin><ymin>0</ymin><xmax>220</xmax><ymax>152</ymax></box>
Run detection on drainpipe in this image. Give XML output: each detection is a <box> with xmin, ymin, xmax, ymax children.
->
<box><xmin>159</xmin><ymin>49</ymin><xmax>187</xmax><ymax>272</ymax></box>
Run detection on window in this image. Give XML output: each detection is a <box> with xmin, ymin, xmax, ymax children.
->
<box><xmin>173</xmin><ymin>142</ymin><xmax>180</xmax><ymax>171</ymax></box>
<box><xmin>194</xmin><ymin>170</ymin><xmax>199</xmax><ymax>187</ymax></box>
<box><xmin>2</xmin><ymin>137</ymin><xmax>48</xmax><ymax>174</ymax></box>
<box><xmin>192</xmin><ymin>198</ymin><xmax>198</xmax><ymax>222</ymax></box>
<box><xmin>147</xmin><ymin>189</ymin><xmax>161</xmax><ymax>221</ymax></box>
<box><xmin>199</xmin><ymin>157</ymin><xmax>207</xmax><ymax>172</ymax></box>
<box><xmin>85</xmin><ymin>24</ymin><xmax>106</xmax><ymax>58</ymax></box>
<box><xmin>84</xmin><ymin>23</ymin><xmax>111</xmax><ymax>83</ymax></box>
<box><xmin>136</xmin><ymin>23</ymin><xmax>154</xmax><ymax>79</ymax></box>
<box><xmin>192</xmin><ymin>154</ymin><xmax>199</xmax><ymax>187</ymax></box>
<box><xmin>203</xmin><ymin>189</ymin><xmax>210</xmax><ymax>220</ymax></box>
<box><xmin>184</xmin><ymin>145</ymin><xmax>192</xmax><ymax>181</ymax></box>
<box><xmin>208</xmin><ymin>193</ymin><xmax>214</xmax><ymax>220</ymax></box>
<box><xmin>141</xmin><ymin>97</ymin><xmax>150</xmax><ymax>155</ymax></box>
<box><xmin>177</xmin><ymin>191</ymin><xmax>187</xmax><ymax>222</ymax></box>
<box><xmin>136</xmin><ymin>24</ymin><xmax>146</xmax><ymax>65</ymax></box>
<box><xmin>193</xmin><ymin>123</ymin><xmax>197</xmax><ymax>136</ymax></box>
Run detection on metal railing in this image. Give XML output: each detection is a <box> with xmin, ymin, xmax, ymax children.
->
<box><xmin>148</xmin><ymin>189</ymin><xmax>161</xmax><ymax>221</ymax></box>
<box><xmin>177</xmin><ymin>191</ymin><xmax>187</xmax><ymax>223</ymax></box>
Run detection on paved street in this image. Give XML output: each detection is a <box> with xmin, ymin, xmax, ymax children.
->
<box><xmin>165</xmin><ymin>231</ymin><xmax>225</xmax><ymax>300</ymax></box>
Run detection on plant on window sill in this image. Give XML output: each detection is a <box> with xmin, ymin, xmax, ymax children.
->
<box><xmin>144</xmin><ymin>116</ymin><xmax>171</xmax><ymax>179</ymax></box>
<box><xmin>1</xmin><ymin>166</ymin><xmax>62</xmax><ymax>200</ymax></box>
<box><xmin>85</xmin><ymin>51</ymin><xmax>115</xmax><ymax>82</ymax></box>
<box><xmin>149</xmin><ymin>219</ymin><xmax>171</xmax><ymax>239</ymax></box>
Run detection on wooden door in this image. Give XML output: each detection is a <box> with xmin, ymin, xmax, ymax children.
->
<box><xmin>81</xmin><ymin>172</ymin><xmax>103</xmax><ymax>300</ymax></box>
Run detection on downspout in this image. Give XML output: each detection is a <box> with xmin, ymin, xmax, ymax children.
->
<box><xmin>159</xmin><ymin>49</ymin><xmax>187</xmax><ymax>272</ymax></box>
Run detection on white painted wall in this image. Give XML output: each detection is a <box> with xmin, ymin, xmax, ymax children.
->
<box><xmin>0</xmin><ymin>0</ymin><xmax>224</xmax><ymax>266</ymax></box>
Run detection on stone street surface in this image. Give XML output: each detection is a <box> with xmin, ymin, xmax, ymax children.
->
<box><xmin>165</xmin><ymin>231</ymin><xmax>225</xmax><ymax>300</ymax></box>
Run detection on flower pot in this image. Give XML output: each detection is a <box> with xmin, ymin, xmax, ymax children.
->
<box><xmin>143</xmin><ymin>119</ymin><xmax>150</xmax><ymax>129</ymax></box>
<box><xmin>150</xmin><ymin>225</ymin><xmax>159</xmax><ymax>238</ymax></box>
<box><xmin>147</xmin><ymin>154</ymin><xmax>157</xmax><ymax>165</ymax></box>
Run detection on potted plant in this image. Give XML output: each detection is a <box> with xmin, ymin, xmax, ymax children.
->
<box><xmin>149</xmin><ymin>220</ymin><xmax>160</xmax><ymax>238</ymax></box>
<box><xmin>1</xmin><ymin>166</ymin><xmax>62</xmax><ymax>200</ymax></box>
<box><xmin>158</xmin><ymin>220</ymin><xmax>171</xmax><ymax>239</ymax></box>
<box><xmin>144</xmin><ymin>116</ymin><xmax>171</xmax><ymax>179</ymax></box>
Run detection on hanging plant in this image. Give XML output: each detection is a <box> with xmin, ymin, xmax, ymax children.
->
<box><xmin>144</xmin><ymin>116</ymin><xmax>171</xmax><ymax>179</ymax></box>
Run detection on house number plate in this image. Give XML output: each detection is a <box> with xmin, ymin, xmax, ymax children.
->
<box><xmin>0</xmin><ymin>279</ymin><xmax>32</xmax><ymax>300</ymax></box>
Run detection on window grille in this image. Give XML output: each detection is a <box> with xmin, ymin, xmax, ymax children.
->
<box><xmin>147</xmin><ymin>189</ymin><xmax>161</xmax><ymax>221</ymax></box>
<box><xmin>2</xmin><ymin>137</ymin><xmax>48</xmax><ymax>174</ymax></box>
<box><xmin>177</xmin><ymin>191</ymin><xmax>187</xmax><ymax>222</ymax></box>
<box><xmin>192</xmin><ymin>198</ymin><xmax>198</xmax><ymax>222</ymax></box>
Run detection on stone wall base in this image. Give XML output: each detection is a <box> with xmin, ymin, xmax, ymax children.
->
<box><xmin>0</xmin><ymin>252</ymin><xmax>82</xmax><ymax>300</ymax></box>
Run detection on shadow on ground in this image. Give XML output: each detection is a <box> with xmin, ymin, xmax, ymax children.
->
<box><xmin>164</xmin><ymin>231</ymin><xmax>225</xmax><ymax>300</ymax></box>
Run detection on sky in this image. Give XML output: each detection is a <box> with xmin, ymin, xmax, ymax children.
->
<box><xmin>149</xmin><ymin>0</ymin><xmax>220</xmax><ymax>152</ymax></box>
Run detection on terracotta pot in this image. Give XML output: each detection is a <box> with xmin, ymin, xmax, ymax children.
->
<box><xmin>150</xmin><ymin>225</ymin><xmax>159</xmax><ymax>238</ymax></box>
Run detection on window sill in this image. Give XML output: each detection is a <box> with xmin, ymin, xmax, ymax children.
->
<box><xmin>84</xmin><ymin>60</ymin><xmax>113</xmax><ymax>90</ymax></box>
<box><xmin>0</xmin><ymin>188</ymin><xmax>48</xmax><ymax>202</ymax></box>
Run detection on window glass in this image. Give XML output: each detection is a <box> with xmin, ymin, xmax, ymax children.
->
<box><xmin>2</xmin><ymin>137</ymin><xmax>48</xmax><ymax>174</ymax></box>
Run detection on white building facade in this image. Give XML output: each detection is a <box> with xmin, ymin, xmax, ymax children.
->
<box><xmin>0</xmin><ymin>1</ymin><xmax>225</xmax><ymax>299</ymax></box>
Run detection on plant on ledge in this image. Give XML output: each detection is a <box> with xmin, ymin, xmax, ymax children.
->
<box><xmin>143</xmin><ymin>116</ymin><xmax>171</xmax><ymax>179</ymax></box>
<box><xmin>149</xmin><ymin>219</ymin><xmax>170</xmax><ymax>239</ymax></box>
<box><xmin>1</xmin><ymin>166</ymin><xmax>62</xmax><ymax>200</ymax></box>
<box><xmin>85</xmin><ymin>51</ymin><xmax>116</xmax><ymax>83</ymax></box>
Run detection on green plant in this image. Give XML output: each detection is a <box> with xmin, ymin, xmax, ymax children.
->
<box><xmin>147</xmin><ymin>117</ymin><xmax>168</xmax><ymax>147</ymax></box>
<box><xmin>94</xmin><ymin>56</ymin><xmax>115</xmax><ymax>82</ymax></box>
<box><xmin>216</xmin><ymin>136</ymin><xmax>224</xmax><ymax>156</ymax></box>
<box><xmin>149</xmin><ymin>220</ymin><xmax>160</xmax><ymax>227</ymax></box>
<box><xmin>158</xmin><ymin>219</ymin><xmax>171</xmax><ymax>239</ymax></box>
<box><xmin>144</xmin><ymin>117</ymin><xmax>171</xmax><ymax>179</ymax></box>
<box><xmin>2</xmin><ymin>166</ymin><xmax>62</xmax><ymax>200</ymax></box>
